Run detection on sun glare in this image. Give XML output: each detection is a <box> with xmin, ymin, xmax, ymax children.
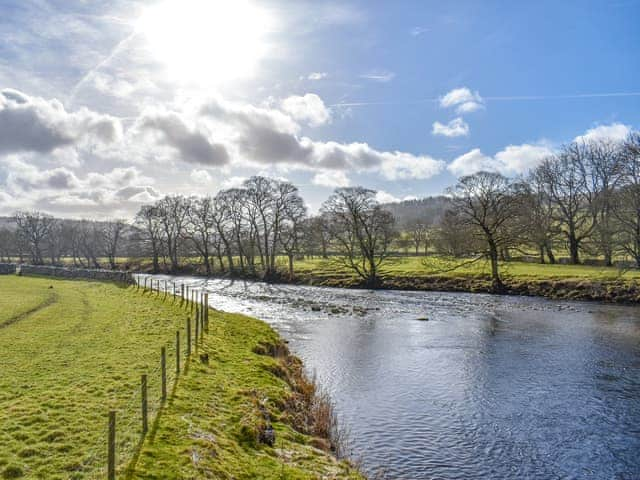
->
<box><xmin>136</xmin><ymin>0</ymin><xmax>273</xmax><ymax>85</ymax></box>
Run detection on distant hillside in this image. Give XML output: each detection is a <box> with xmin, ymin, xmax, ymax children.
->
<box><xmin>382</xmin><ymin>196</ymin><xmax>451</xmax><ymax>227</ymax></box>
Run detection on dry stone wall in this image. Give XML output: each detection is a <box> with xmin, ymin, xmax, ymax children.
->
<box><xmin>0</xmin><ymin>263</ymin><xmax>132</xmax><ymax>283</ymax></box>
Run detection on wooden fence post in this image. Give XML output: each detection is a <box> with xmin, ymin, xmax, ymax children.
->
<box><xmin>195</xmin><ymin>310</ymin><xmax>199</xmax><ymax>345</ymax></box>
<box><xmin>176</xmin><ymin>331</ymin><xmax>180</xmax><ymax>374</ymax></box>
<box><xmin>141</xmin><ymin>374</ymin><xmax>148</xmax><ymax>435</ymax></box>
<box><xmin>204</xmin><ymin>293</ymin><xmax>209</xmax><ymax>332</ymax></box>
<box><xmin>108</xmin><ymin>410</ymin><xmax>116</xmax><ymax>480</ymax></box>
<box><xmin>161</xmin><ymin>347</ymin><xmax>167</xmax><ymax>401</ymax></box>
<box><xmin>180</xmin><ymin>284</ymin><xmax>184</xmax><ymax>305</ymax></box>
<box><xmin>186</xmin><ymin>318</ymin><xmax>191</xmax><ymax>356</ymax></box>
<box><xmin>200</xmin><ymin>294</ymin><xmax>204</xmax><ymax>335</ymax></box>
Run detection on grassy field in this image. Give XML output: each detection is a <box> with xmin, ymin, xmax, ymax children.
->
<box><xmin>291</xmin><ymin>256</ymin><xmax>640</xmax><ymax>282</ymax></box>
<box><xmin>0</xmin><ymin>276</ymin><xmax>361</xmax><ymax>479</ymax></box>
<box><xmin>14</xmin><ymin>253</ymin><xmax>640</xmax><ymax>283</ymax></box>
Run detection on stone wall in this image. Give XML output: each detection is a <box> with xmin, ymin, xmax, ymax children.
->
<box><xmin>0</xmin><ymin>263</ymin><xmax>16</xmax><ymax>274</ymax></box>
<box><xmin>5</xmin><ymin>263</ymin><xmax>132</xmax><ymax>283</ymax></box>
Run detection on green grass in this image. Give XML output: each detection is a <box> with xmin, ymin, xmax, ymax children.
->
<box><xmin>0</xmin><ymin>276</ymin><xmax>361</xmax><ymax>480</ymax></box>
<box><xmin>291</xmin><ymin>256</ymin><xmax>640</xmax><ymax>283</ymax></box>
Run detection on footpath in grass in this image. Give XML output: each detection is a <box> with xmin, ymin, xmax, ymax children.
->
<box><xmin>0</xmin><ymin>276</ymin><xmax>361</xmax><ymax>480</ymax></box>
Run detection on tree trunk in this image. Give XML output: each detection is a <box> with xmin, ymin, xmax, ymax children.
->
<box><xmin>488</xmin><ymin>241</ymin><xmax>503</xmax><ymax>291</ymax></box>
<box><xmin>288</xmin><ymin>254</ymin><xmax>294</xmax><ymax>279</ymax></box>
<box><xmin>568</xmin><ymin>231</ymin><xmax>580</xmax><ymax>264</ymax></box>
<box><xmin>203</xmin><ymin>254</ymin><xmax>211</xmax><ymax>275</ymax></box>
<box><xmin>546</xmin><ymin>243</ymin><xmax>556</xmax><ymax>264</ymax></box>
<box><xmin>152</xmin><ymin>251</ymin><xmax>160</xmax><ymax>273</ymax></box>
<box><xmin>539</xmin><ymin>245</ymin><xmax>545</xmax><ymax>264</ymax></box>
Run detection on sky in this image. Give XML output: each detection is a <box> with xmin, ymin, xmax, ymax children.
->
<box><xmin>0</xmin><ymin>0</ymin><xmax>639</xmax><ymax>218</ymax></box>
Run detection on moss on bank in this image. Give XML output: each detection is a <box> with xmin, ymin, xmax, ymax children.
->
<box><xmin>0</xmin><ymin>276</ymin><xmax>362</xmax><ymax>479</ymax></box>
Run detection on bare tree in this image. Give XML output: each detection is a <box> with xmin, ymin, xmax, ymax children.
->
<box><xmin>582</xmin><ymin>139</ymin><xmax>625</xmax><ymax>265</ymax></box>
<box><xmin>407</xmin><ymin>221</ymin><xmax>429</xmax><ymax>255</ymax></box>
<box><xmin>535</xmin><ymin>145</ymin><xmax>595</xmax><ymax>264</ymax></box>
<box><xmin>433</xmin><ymin>210</ymin><xmax>477</xmax><ymax>257</ymax></box>
<box><xmin>102</xmin><ymin>220</ymin><xmax>126</xmax><ymax>269</ymax></box>
<box><xmin>14</xmin><ymin>211</ymin><xmax>57</xmax><ymax>265</ymax></box>
<box><xmin>185</xmin><ymin>196</ymin><xmax>216</xmax><ymax>275</ymax></box>
<box><xmin>216</xmin><ymin>188</ymin><xmax>247</xmax><ymax>274</ymax></box>
<box><xmin>135</xmin><ymin>205</ymin><xmax>163</xmax><ymax>273</ymax></box>
<box><xmin>280</xmin><ymin>193</ymin><xmax>307</xmax><ymax>278</ymax></box>
<box><xmin>242</xmin><ymin>176</ymin><xmax>305</xmax><ymax>279</ymax></box>
<box><xmin>614</xmin><ymin>132</ymin><xmax>640</xmax><ymax>266</ymax></box>
<box><xmin>0</xmin><ymin>228</ymin><xmax>16</xmax><ymax>261</ymax></box>
<box><xmin>156</xmin><ymin>195</ymin><xmax>190</xmax><ymax>272</ymax></box>
<box><xmin>46</xmin><ymin>221</ymin><xmax>64</xmax><ymax>265</ymax></box>
<box><xmin>520</xmin><ymin>169</ymin><xmax>557</xmax><ymax>263</ymax></box>
<box><xmin>77</xmin><ymin>220</ymin><xmax>103</xmax><ymax>268</ymax></box>
<box><xmin>447</xmin><ymin>172</ymin><xmax>521</xmax><ymax>289</ymax></box>
<box><xmin>212</xmin><ymin>191</ymin><xmax>236</xmax><ymax>273</ymax></box>
<box><xmin>304</xmin><ymin>215</ymin><xmax>331</xmax><ymax>258</ymax></box>
<box><xmin>321</xmin><ymin>187</ymin><xmax>396</xmax><ymax>287</ymax></box>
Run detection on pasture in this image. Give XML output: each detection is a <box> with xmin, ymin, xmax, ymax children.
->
<box><xmin>0</xmin><ymin>276</ymin><xmax>359</xmax><ymax>479</ymax></box>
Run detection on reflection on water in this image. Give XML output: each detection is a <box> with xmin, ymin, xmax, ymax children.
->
<box><xmin>138</xmin><ymin>275</ymin><xmax>640</xmax><ymax>479</ymax></box>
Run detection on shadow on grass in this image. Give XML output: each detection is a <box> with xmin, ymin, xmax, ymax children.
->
<box><xmin>122</xmin><ymin>357</ymin><xmax>191</xmax><ymax>479</ymax></box>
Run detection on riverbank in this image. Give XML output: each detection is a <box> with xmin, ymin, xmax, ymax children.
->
<box><xmin>0</xmin><ymin>276</ymin><xmax>362</xmax><ymax>479</ymax></box>
<box><xmin>127</xmin><ymin>256</ymin><xmax>640</xmax><ymax>304</ymax></box>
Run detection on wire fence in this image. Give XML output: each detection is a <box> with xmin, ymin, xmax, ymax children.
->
<box><xmin>75</xmin><ymin>276</ymin><xmax>210</xmax><ymax>480</ymax></box>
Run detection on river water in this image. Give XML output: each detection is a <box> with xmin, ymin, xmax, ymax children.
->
<box><xmin>138</xmin><ymin>275</ymin><xmax>640</xmax><ymax>479</ymax></box>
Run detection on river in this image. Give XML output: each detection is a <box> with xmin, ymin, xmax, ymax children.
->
<box><xmin>137</xmin><ymin>275</ymin><xmax>640</xmax><ymax>479</ymax></box>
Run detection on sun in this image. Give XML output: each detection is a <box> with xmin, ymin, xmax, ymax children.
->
<box><xmin>136</xmin><ymin>0</ymin><xmax>273</xmax><ymax>85</ymax></box>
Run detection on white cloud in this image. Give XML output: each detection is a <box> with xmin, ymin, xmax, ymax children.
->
<box><xmin>307</xmin><ymin>72</ymin><xmax>328</xmax><ymax>80</ymax></box>
<box><xmin>221</xmin><ymin>176</ymin><xmax>247</xmax><ymax>189</ymax></box>
<box><xmin>312</xmin><ymin>170</ymin><xmax>350</xmax><ymax>188</ymax></box>
<box><xmin>190</xmin><ymin>169</ymin><xmax>213</xmax><ymax>185</ymax></box>
<box><xmin>378</xmin><ymin>151</ymin><xmax>445</xmax><ymax>180</ymax></box>
<box><xmin>493</xmin><ymin>144</ymin><xmax>553</xmax><ymax>174</ymax></box>
<box><xmin>448</xmin><ymin>144</ymin><xmax>553</xmax><ymax>177</ymax></box>
<box><xmin>375</xmin><ymin>190</ymin><xmax>401</xmax><ymax>204</ymax></box>
<box><xmin>410</xmin><ymin>26</ymin><xmax>429</xmax><ymax>36</ymax></box>
<box><xmin>0</xmin><ymin>152</ymin><xmax>160</xmax><ymax>217</ymax></box>
<box><xmin>0</xmin><ymin>191</ymin><xmax>15</xmax><ymax>207</ymax></box>
<box><xmin>0</xmin><ymin>88</ymin><xmax>122</xmax><ymax>154</ymax></box>
<box><xmin>86</xmin><ymin>167</ymin><xmax>145</xmax><ymax>189</ymax></box>
<box><xmin>432</xmin><ymin>117</ymin><xmax>469</xmax><ymax>137</ymax></box>
<box><xmin>440</xmin><ymin>87</ymin><xmax>484</xmax><ymax>114</ymax></box>
<box><xmin>200</xmin><ymin>96</ymin><xmax>445</xmax><ymax>180</ymax></box>
<box><xmin>281</xmin><ymin>93</ymin><xmax>331</xmax><ymax>127</ymax></box>
<box><xmin>447</xmin><ymin>149</ymin><xmax>494</xmax><ymax>177</ymax></box>
<box><xmin>139</xmin><ymin>110</ymin><xmax>229</xmax><ymax>166</ymax></box>
<box><xmin>360</xmin><ymin>70</ymin><xmax>395</xmax><ymax>82</ymax></box>
<box><xmin>574</xmin><ymin>123</ymin><xmax>631</xmax><ymax>143</ymax></box>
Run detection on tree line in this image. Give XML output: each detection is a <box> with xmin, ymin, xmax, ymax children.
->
<box><xmin>0</xmin><ymin>132</ymin><xmax>638</xmax><ymax>289</ymax></box>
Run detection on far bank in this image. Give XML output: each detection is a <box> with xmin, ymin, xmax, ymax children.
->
<box><xmin>126</xmin><ymin>256</ymin><xmax>640</xmax><ymax>304</ymax></box>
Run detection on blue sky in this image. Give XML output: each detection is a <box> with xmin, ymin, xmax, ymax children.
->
<box><xmin>0</xmin><ymin>0</ymin><xmax>638</xmax><ymax>217</ymax></box>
